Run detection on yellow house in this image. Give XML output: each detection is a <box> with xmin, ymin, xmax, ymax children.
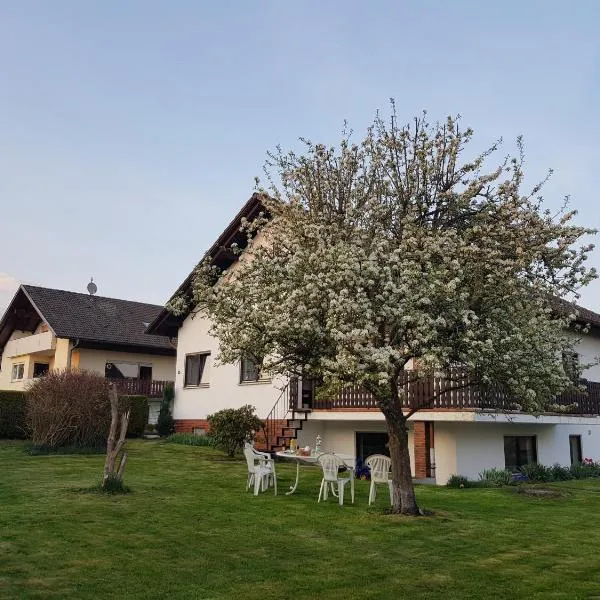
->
<box><xmin>0</xmin><ymin>285</ymin><xmax>176</xmax><ymax>421</ymax></box>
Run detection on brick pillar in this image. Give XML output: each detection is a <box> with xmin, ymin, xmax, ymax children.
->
<box><xmin>413</xmin><ymin>421</ymin><xmax>427</xmax><ymax>479</ymax></box>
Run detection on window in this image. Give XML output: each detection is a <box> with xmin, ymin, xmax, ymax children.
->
<box><xmin>356</xmin><ymin>432</ymin><xmax>389</xmax><ymax>461</ymax></box>
<box><xmin>504</xmin><ymin>436</ymin><xmax>537</xmax><ymax>471</ymax></box>
<box><xmin>11</xmin><ymin>363</ymin><xmax>24</xmax><ymax>381</ymax></box>
<box><xmin>569</xmin><ymin>435</ymin><xmax>582</xmax><ymax>465</ymax></box>
<box><xmin>33</xmin><ymin>363</ymin><xmax>49</xmax><ymax>378</ymax></box>
<box><xmin>105</xmin><ymin>362</ymin><xmax>152</xmax><ymax>379</ymax></box>
<box><xmin>185</xmin><ymin>353</ymin><xmax>209</xmax><ymax>387</ymax></box>
<box><xmin>562</xmin><ymin>350</ymin><xmax>580</xmax><ymax>383</ymax></box>
<box><xmin>240</xmin><ymin>357</ymin><xmax>261</xmax><ymax>383</ymax></box>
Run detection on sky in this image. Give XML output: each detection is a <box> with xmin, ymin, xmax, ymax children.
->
<box><xmin>1</xmin><ymin>1</ymin><xmax>599</xmax><ymax>314</ymax></box>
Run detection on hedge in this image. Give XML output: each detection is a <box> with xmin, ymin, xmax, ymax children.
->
<box><xmin>122</xmin><ymin>395</ymin><xmax>149</xmax><ymax>438</ymax></box>
<box><xmin>0</xmin><ymin>391</ymin><xmax>27</xmax><ymax>439</ymax></box>
<box><xmin>0</xmin><ymin>391</ymin><xmax>148</xmax><ymax>440</ymax></box>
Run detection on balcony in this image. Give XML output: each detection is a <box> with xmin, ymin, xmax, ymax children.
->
<box><xmin>107</xmin><ymin>378</ymin><xmax>173</xmax><ymax>398</ymax></box>
<box><xmin>302</xmin><ymin>374</ymin><xmax>600</xmax><ymax>416</ymax></box>
<box><xmin>5</xmin><ymin>332</ymin><xmax>56</xmax><ymax>358</ymax></box>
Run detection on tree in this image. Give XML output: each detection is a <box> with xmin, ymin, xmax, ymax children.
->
<box><xmin>170</xmin><ymin>105</ymin><xmax>596</xmax><ymax>514</ymax></box>
<box><xmin>156</xmin><ymin>383</ymin><xmax>175</xmax><ymax>437</ymax></box>
<box><xmin>102</xmin><ymin>383</ymin><xmax>131</xmax><ymax>491</ymax></box>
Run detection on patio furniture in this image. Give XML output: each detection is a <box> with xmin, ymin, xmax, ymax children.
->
<box><xmin>243</xmin><ymin>443</ymin><xmax>277</xmax><ymax>496</ymax></box>
<box><xmin>317</xmin><ymin>453</ymin><xmax>355</xmax><ymax>506</ymax></box>
<box><xmin>365</xmin><ymin>454</ymin><xmax>393</xmax><ymax>506</ymax></box>
<box><xmin>275</xmin><ymin>450</ymin><xmax>355</xmax><ymax>495</ymax></box>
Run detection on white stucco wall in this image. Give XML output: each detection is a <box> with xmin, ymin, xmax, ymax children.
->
<box><xmin>565</xmin><ymin>329</ymin><xmax>600</xmax><ymax>380</ymax></box>
<box><xmin>77</xmin><ymin>349</ymin><xmax>175</xmax><ymax>381</ymax></box>
<box><xmin>296</xmin><ymin>419</ymin><xmax>415</xmax><ymax>473</ymax></box>
<box><xmin>433</xmin><ymin>425</ymin><xmax>457</xmax><ymax>486</ymax></box>
<box><xmin>174</xmin><ymin>313</ymin><xmax>284</xmax><ymax>420</ymax></box>
<box><xmin>432</xmin><ymin>421</ymin><xmax>600</xmax><ymax>484</ymax></box>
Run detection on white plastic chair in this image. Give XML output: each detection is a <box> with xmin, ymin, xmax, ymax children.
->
<box><xmin>243</xmin><ymin>443</ymin><xmax>277</xmax><ymax>496</ymax></box>
<box><xmin>317</xmin><ymin>453</ymin><xmax>354</xmax><ymax>506</ymax></box>
<box><xmin>365</xmin><ymin>454</ymin><xmax>393</xmax><ymax>506</ymax></box>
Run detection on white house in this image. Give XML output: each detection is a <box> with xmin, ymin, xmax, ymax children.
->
<box><xmin>148</xmin><ymin>194</ymin><xmax>600</xmax><ymax>484</ymax></box>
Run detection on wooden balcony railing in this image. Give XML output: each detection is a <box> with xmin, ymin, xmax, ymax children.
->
<box><xmin>107</xmin><ymin>378</ymin><xmax>173</xmax><ymax>398</ymax></box>
<box><xmin>310</xmin><ymin>373</ymin><xmax>600</xmax><ymax>416</ymax></box>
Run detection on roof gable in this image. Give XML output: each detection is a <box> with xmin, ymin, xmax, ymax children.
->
<box><xmin>0</xmin><ymin>285</ymin><xmax>175</xmax><ymax>354</ymax></box>
<box><xmin>147</xmin><ymin>192</ymin><xmax>267</xmax><ymax>337</ymax></box>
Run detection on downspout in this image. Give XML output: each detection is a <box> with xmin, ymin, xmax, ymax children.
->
<box><xmin>68</xmin><ymin>338</ymin><xmax>80</xmax><ymax>370</ymax></box>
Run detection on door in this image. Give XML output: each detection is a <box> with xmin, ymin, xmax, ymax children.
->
<box><xmin>356</xmin><ymin>432</ymin><xmax>389</xmax><ymax>461</ymax></box>
<box><xmin>569</xmin><ymin>435</ymin><xmax>582</xmax><ymax>465</ymax></box>
<box><xmin>139</xmin><ymin>365</ymin><xmax>153</xmax><ymax>380</ymax></box>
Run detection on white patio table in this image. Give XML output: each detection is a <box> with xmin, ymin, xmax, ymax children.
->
<box><xmin>275</xmin><ymin>450</ymin><xmax>355</xmax><ymax>496</ymax></box>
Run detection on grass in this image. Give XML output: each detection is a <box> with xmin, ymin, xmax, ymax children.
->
<box><xmin>1</xmin><ymin>440</ymin><xmax>600</xmax><ymax>599</ymax></box>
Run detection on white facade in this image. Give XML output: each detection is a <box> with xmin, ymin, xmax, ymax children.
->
<box><xmin>174</xmin><ymin>310</ymin><xmax>600</xmax><ymax>485</ymax></box>
<box><xmin>173</xmin><ymin>313</ymin><xmax>285</xmax><ymax>421</ymax></box>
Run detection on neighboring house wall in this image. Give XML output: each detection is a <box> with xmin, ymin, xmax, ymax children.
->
<box><xmin>0</xmin><ymin>333</ymin><xmax>176</xmax><ymax>392</ymax></box>
<box><xmin>174</xmin><ymin>313</ymin><xmax>283</xmax><ymax>424</ymax></box>
<box><xmin>0</xmin><ymin>331</ymin><xmax>60</xmax><ymax>391</ymax></box>
<box><xmin>77</xmin><ymin>349</ymin><xmax>175</xmax><ymax>381</ymax></box>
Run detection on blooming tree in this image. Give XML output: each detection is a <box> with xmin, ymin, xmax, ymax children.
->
<box><xmin>170</xmin><ymin>106</ymin><xmax>596</xmax><ymax>514</ymax></box>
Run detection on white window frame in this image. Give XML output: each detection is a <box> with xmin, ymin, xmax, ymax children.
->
<box><xmin>11</xmin><ymin>363</ymin><xmax>25</xmax><ymax>381</ymax></box>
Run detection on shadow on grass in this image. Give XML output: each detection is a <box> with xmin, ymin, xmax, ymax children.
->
<box><xmin>73</xmin><ymin>483</ymin><xmax>132</xmax><ymax>496</ymax></box>
<box><xmin>25</xmin><ymin>444</ymin><xmax>106</xmax><ymax>456</ymax></box>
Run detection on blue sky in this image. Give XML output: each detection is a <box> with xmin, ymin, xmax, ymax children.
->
<box><xmin>1</xmin><ymin>1</ymin><xmax>599</xmax><ymax>313</ymax></box>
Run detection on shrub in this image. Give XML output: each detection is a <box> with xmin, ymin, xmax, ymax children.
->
<box><xmin>26</xmin><ymin>370</ymin><xmax>111</xmax><ymax>449</ymax></box>
<box><xmin>447</xmin><ymin>474</ymin><xmax>470</xmax><ymax>488</ymax></box>
<box><xmin>207</xmin><ymin>405</ymin><xmax>263</xmax><ymax>457</ymax></box>
<box><xmin>570</xmin><ymin>459</ymin><xmax>600</xmax><ymax>479</ymax></box>
<box><xmin>0</xmin><ymin>391</ymin><xmax>27</xmax><ymax>439</ymax></box>
<box><xmin>550</xmin><ymin>463</ymin><xmax>573</xmax><ymax>481</ymax></box>
<box><xmin>122</xmin><ymin>395</ymin><xmax>149</xmax><ymax>438</ymax></box>
<box><xmin>166</xmin><ymin>433</ymin><xmax>215</xmax><ymax>446</ymax></box>
<box><xmin>156</xmin><ymin>383</ymin><xmax>175</xmax><ymax>437</ymax></box>
<box><xmin>478</xmin><ymin>468</ymin><xmax>514</xmax><ymax>487</ymax></box>
<box><xmin>519</xmin><ymin>463</ymin><xmax>553</xmax><ymax>482</ymax></box>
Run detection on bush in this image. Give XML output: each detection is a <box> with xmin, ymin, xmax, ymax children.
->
<box><xmin>570</xmin><ymin>459</ymin><xmax>600</xmax><ymax>479</ymax></box>
<box><xmin>122</xmin><ymin>395</ymin><xmax>149</xmax><ymax>438</ymax></box>
<box><xmin>0</xmin><ymin>391</ymin><xmax>27</xmax><ymax>439</ymax></box>
<box><xmin>519</xmin><ymin>463</ymin><xmax>553</xmax><ymax>482</ymax></box>
<box><xmin>166</xmin><ymin>433</ymin><xmax>215</xmax><ymax>446</ymax></box>
<box><xmin>479</xmin><ymin>468</ymin><xmax>514</xmax><ymax>487</ymax></box>
<box><xmin>550</xmin><ymin>463</ymin><xmax>574</xmax><ymax>481</ymax></box>
<box><xmin>207</xmin><ymin>405</ymin><xmax>263</xmax><ymax>457</ymax></box>
<box><xmin>26</xmin><ymin>370</ymin><xmax>111</xmax><ymax>449</ymax></box>
<box><xmin>156</xmin><ymin>383</ymin><xmax>175</xmax><ymax>437</ymax></box>
<box><xmin>447</xmin><ymin>474</ymin><xmax>471</xmax><ymax>488</ymax></box>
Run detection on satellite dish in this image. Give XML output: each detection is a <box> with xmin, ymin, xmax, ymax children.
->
<box><xmin>87</xmin><ymin>277</ymin><xmax>97</xmax><ymax>296</ymax></box>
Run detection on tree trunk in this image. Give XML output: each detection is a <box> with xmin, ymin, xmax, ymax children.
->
<box><xmin>385</xmin><ymin>412</ymin><xmax>420</xmax><ymax>515</ymax></box>
<box><xmin>377</xmin><ymin>375</ymin><xmax>420</xmax><ymax>515</ymax></box>
<box><xmin>102</xmin><ymin>384</ymin><xmax>130</xmax><ymax>489</ymax></box>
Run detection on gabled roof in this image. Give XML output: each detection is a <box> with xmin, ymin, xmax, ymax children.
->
<box><xmin>147</xmin><ymin>192</ymin><xmax>267</xmax><ymax>337</ymax></box>
<box><xmin>147</xmin><ymin>192</ymin><xmax>600</xmax><ymax>338</ymax></box>
<box><xmin>0</xmin><ymin>285</ymin><xmax>176</xmax><ymax>355</ymax></box>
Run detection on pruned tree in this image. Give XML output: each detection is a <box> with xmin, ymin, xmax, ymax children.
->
<box><xmin>102</xmin><ymin>383</ymin><xmax>131</xmax><ymax>490</ymax></box>
<box><xmin>169</xmin><ymin>103</ymin><xmax>596</xmax><ymax>514</ymax></box>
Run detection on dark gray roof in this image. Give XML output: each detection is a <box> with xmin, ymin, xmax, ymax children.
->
<box><xmin>20</xmin><ymin>285</ymin><xmax>175</xmax><ymax>353</ymax></box>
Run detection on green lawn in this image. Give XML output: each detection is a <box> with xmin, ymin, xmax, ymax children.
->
<box><xmin>1</xmin><ymin>441</ymin><xmax>600</xmax><ymax>599</ymax></box>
